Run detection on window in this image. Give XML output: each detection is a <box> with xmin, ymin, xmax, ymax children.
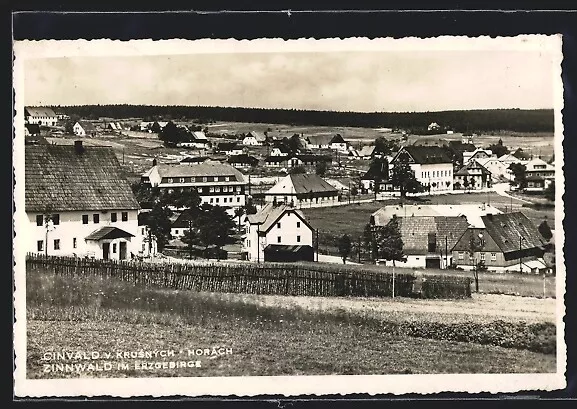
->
<box><xmin>210</xmin><ymin>198</ymin><xmax>214</xmax><ymax>203</ymax></box>
<box><xmin>203</xmin><ymin>177</ymin><xmax>207</xmax><ymax>182</ymax></box>
<box><xmin>54</xmin><ymin>239</ymin><xmax>60</xmax><ymax>250</ymax></box>
<box><xmin>225</xmin><ymin>176</ymin><xmax>230</xmax><ymax>182</ymax></box>
<box><xmin>215</xmin><ymin>187</ymin><xmax>221</xmax><ymax>193</ymax></box>
<box><xmin>82</xmin><ymin>214</ymin><xmax>89</xmax><ymax>224</ymax></box>
<box><xmin>36</xmin><ymin>215</ymin><xmax>43</xmax><ymax>226</ymax></box>
<box><xmin>297</xmin><ymin>235</ymin><xmax>301</xmax><ymax>243</ymax></box>
<box><xmin>209</xmin><ymin>187</ymin><xmax>215</xmax><ymax>193</ymax></box>
<box><xmin>175</xmin><ymin>229</ymin><xmax>179</xmax><ymax>235</ymax></box>
<box><xmin>167</xmin><ymin>178</ymin><xmax>174</xmax><ymax>183</ymax></box>
<box><xmin>458</xmin><ymin>252</ymin><xmax>464</xmax><ymax>260</ymax></box>
<box><xmin>111</xmin><ymin>212</ymin><xmax>117</xmax><ymax>222</ymax></box>
<box><xmin>237</xmin><ymin>197</ymin><xmax>240</xmax><ymax>203</ymax></box>
<box><xmin>179</xmin><ymin>177</ymin><xmax>185</xmax><ymax>183</ymax></box>
<box><xmin>491</xmin><ymin>253</ymin><xmax>497</xmax><ymax>261</ymax></box>
<box><xmin>277</xmin><ymin>223</ymin><xmax>281</xmax><ymax>229</ymax></box>
<box><xmin>112</xmin><ymin>243</ymin><xmax>117</xmax><ymax>253</ymax></box>
<box><xmin>52</xmin><ymin>214</ymin><xmax>60</xmax><ymax>225</ymax></box>
<box><xmin>93</xmin><ymin>214</ymin><xmax>100</xmax><ymax>224</ymax></box>
<box><xmin>297</xmin><ymin>221</ymin><xmax>301</xmax><ymax>228</ymax></box>
<box><xmin>215</xmin><ymin>198</ymin><xmax>219</xmax><ymax>203</ymax></box>
<box><xmin>223</xmin><ymin>198</ymin><xmax>227</xmax><ymax>203</ymax></box>
<box><xmin>73</xmin><ymin>238</ymin><xmax>77</xmax><ymax>249</ymax></box>
<box><xmin>121</xmin><ymin>212</ymin><xmax>128</xmax><ymax>221</ymax></box>
<box><xmin>277</xmin><ymin>236</ymin><xmax>281</xmax><ymax>243</ymax></box>
<box><xmin>480</xmin><ymin>252</ymin><xmax>485</xmax><ymax>261</ymax></box>
<box><xmin>37</xmin><ymin>240</ymin><xmax>44</xmax><ymax>252</ymax></box>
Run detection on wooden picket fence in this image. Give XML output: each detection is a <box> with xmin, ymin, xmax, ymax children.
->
<box><xmin>25</xmin><ymin>254</ymin><xmax>471</xmax><ymax>299</ymax></box>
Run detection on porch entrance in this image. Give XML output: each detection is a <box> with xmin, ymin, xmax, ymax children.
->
<box><xmin>102</xmin><ymin>243</ymin><xmax>110</xmax><ymax>260</ymax></box>
<box><xmin>119</xmin><ymin>241</ymin><xmax>127</xmax><ymax>260</ymax></box>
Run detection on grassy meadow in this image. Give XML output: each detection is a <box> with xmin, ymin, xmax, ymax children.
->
<box><xmin>26</xmin><ymin>271</ymin><xmax>556</xmax><ymax>379</ymax></box>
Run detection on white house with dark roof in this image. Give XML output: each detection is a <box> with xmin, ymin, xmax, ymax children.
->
<box><xmin>244</xmin><ymin>203</ymin><xmax>314</xmax><ymax>262</ymax></box>
<box><xmin>24</xmin><ymin>141</ymin><xmax>149</xmax><ymax>260</ymax></box>
<box><xmin>142</xmin><ymin>160</ymin><xmax>248</xmax><ymax>209</ymax></box>
<box><xmin>24</xmin><ymin>107</ymin><xmax>58</xmax><ymax>126</ymax></box>
<box><xmin>242</xmin><ymin>131</ymin><xmax>267</xmax><ymax>146</ymax></box>
<box><xmin>390</xmin><ymin>146</ymin><xmax>454</xmax><ymax>192</ymax></box>
<box><xmin>454</xmin><ymin>160</ymin><xmax>492</xmax><ymax>190</ymax></box>
<box><xmin>463</xmin><ymin>148</ymin><xmax>493</xmax><ymax>165</ymax></box>
<box><xmin>73</xmin><ymin>121</ymin><xmax>98</xmax><ymax>137</ymax></box>
<box><xmin>263</xmin><ymin>174</ymin><xmax>339</xmax><ymax>208</ymax></box>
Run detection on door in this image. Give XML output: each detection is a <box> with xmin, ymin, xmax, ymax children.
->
<box><xmin>119</xmin><ymin>241</ymin><xmax>127</xmax><ymax>260</ymax></box>
<box><xmin>102</xmin><ymin>243</ymin><xmax>110</xmax><ymax>260</ymax></box>
<box><xmin>425</xmin><ymin>257</ymin><xmax>441</xmax><ymax>269</ymax></box>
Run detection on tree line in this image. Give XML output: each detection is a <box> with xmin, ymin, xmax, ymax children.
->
<box><xmin>56</xmin><ymin>104</ymin><xmax>553</xmax><ymax>133</ymax></box>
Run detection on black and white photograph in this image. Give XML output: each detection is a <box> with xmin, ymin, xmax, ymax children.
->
<box><xmin>13</xmin><ymin>35</ymin><xmax>565</xmax><ymax>397</ymax></box>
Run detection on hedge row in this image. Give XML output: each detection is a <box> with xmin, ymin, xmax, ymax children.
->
<box><xmin>380</xmin><ymin>320</ymin><xmax>556</xmax><ymax>355</ymax></box>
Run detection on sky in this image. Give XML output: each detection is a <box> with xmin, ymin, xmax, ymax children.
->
<box><xmin>23</xmin><ymin>50</ymin><xmax>556</xmax><ymax>112</ymax></box>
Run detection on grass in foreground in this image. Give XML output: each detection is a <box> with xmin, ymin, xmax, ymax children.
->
<box><xmin>26</xmin><ymin>272</ymin><xmax>556</xmax><ymax>378</ymax></box>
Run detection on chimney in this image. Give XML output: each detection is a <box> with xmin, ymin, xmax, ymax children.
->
<box><xmin>74</xmin><ymin>140</ymin><xmax>84</xmax><ymax>154</ymax></box>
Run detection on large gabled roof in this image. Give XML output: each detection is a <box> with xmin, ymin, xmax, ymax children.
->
<box><xmin>306</xmin><ymin>135</ymin><xmax>333</xmax><ymax>146</ymax></box>
<box><xmin>246</xmin><ymin>131</ymin><xmax>267</xmax><ymax>141</ymax></box>
<box><xmin>25</xmin><ymin>144</ymin><xmax>140</xmax><ymax>213</ymax></box>
<box><xmin>76</xmin><ymin>121</ymin><xmax>97</xmax><ymax>131</ymax></box>
<box><xmin>392</xmin><ymin>146</ymin><xmax>452</xmax><ymax>164</ymax></box>
<box><xmin>455</xmin><ymin>160</ymin><xmax>492</xmax><ymax>176</ymax></box>
<box><xmin>290</xmin><ymin>174</ymin><xmax>338</xmax><ymax>194</ymax></box>
<box><xmin>247</xmin><ymin>203</ymin><xmax>312</xmax><ymax>232</ymax></box>
<box><xmin>156</xmin><ymin>161</ymin><xmax>247</xmax><ymax>182</ymax></box>
<box><xmin>25</xmin><ymin>106</ymin><xmax>57</xmax><ymax>118</ymax></box>
<box><xmin>395</xmin><ymin>216</ymin><xmax>469</xmax><ymax>255</ymax></box>
<box><xmin>480</xmin><ymin>212</ymin><xmax>546</xmax><ymax>253</ymax></box>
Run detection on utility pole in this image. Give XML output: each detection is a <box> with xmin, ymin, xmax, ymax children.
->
<box><xmin>445</xmin><ymin>235</ymin><xmax>448</xmax><ymax>269</ymax></box>
<box><xmin>519</xmin><ymin>235</ymin><xmax>523</xmax><ymax>274</ymax></box>
<box><xmin>188</xmin><ymin>219</ymin><xmax>193</xmax><ymax>260</ymax></box>
<box><xmin>358</xmin><ymin>236</ymin><xmax>361</xmax><ymax>263</ymax></box>
<box><xmin>257</xmin><ymin>222</ymin><xmax>260</xmax><ymax>264</ymax></box>
<box><xmin>316</xmin><ymin>229</ymin><xmax>319</xmax><ymax>262</ymax></box>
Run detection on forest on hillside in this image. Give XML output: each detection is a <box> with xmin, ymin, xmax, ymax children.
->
<box><xmin>56</xmin><ymin>105</ymin><xmax>554</xmax><ymax>133</ymax></box>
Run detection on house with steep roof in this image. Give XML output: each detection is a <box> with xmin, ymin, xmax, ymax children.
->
<box><xmin>451</xmin><ymin>212</ymin><xmax>547</xmax><ymax>273</ymax></box>
<box><xmin>25</xmin><ymin>107</ymin><xmax>58</xmax><ymax>126</ymax></box>
<box><xmin>242</xmin><ymin>131</ymin><xmax>267</xmax><ymax>146</ymax></box>
<box><xmin>263</xmin><ymin>174</ymin><xmax>339</xmax><ymax>208</ymax></box>
<box><xmin>524</xmin><ymin>157</ymin><xmax>555</xmax><ymax>193</ymax></box>
<box><xmin>227</xmin><ymin>154</ymin><xmax>259</xmax><ymax>169</ymax></box>
<box><xmin>305</xmin><ymin>135</ymin><xmax>333</xmax><ymax>150</ymax></box>
<box><xmin>244</xmin><ymin>203</ymin><xmax>314</xmax><ymax>262</ymax></box>
<box><xmin>378</xmin><ymin>215</ymin><xmax>470</xmax><ymax>269</ymax></box>
<box><xmin>25</xmin><ymin>123</ymin><xmax>41</xmax><ymax>137</ymax></box>
<box><xmin>463</xmin><ymin>148</ymin><xmax>493</xmax><ymax>165</ymax></box>
<box><xmin>24</xmin><ymin>141</ymin><xmax>150</xmax><ymax>260</ymax></box>
<box><xmin>329</xmin><ymin>134</ymin><xmax>348</xmax><ymax>152</ymax></box>
<box><xmin>358</xmin><ymin>145</ymin><xmax>376</xmax><ymax>159</ymax></box>
<box><xmin>454</xmin><ymin>160</ymin><xmax>492</xmax><ymax>190</ymax></box>
<box><xmin>73</xmin><ymin>121</ymin><xmax>97</xmax><ymax>137</ymax></box>
<box><xmin>361</xmin><ymin>160</ymin><xmax>389</xmax><ymax>193</ymax></box>
<box><xmin>390</xmin><ymin>146</ymin><xmax>454</xmax><ymax>192</ymax></box>
<box><xmin>142</xmin><ymin>161</ymin><xmax>248</xmax><ymax>209</ymax></box>
<box><xmin>475</xmin><ymin>157</ymin><xmax>515</xmax><ymax>183</ymax></box>
<box><xmin>216</xmin><ymin>142</ymin><xmax>245</xmax><ymax>156</ymax></box>
<box><xmin>270</xmin><ymin>146</ymin><xmax>290</xmax><ymax>157</ymax></box>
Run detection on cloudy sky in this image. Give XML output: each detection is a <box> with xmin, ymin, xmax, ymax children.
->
<box><xmin>23</xmin><ymin>49</ymin><xmax>556</xmax><ymax>112</ymax></box>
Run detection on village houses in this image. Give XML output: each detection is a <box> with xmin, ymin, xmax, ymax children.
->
<box><xmin>24</xmin><ymin>107</ymin><xmax>58</xmax><ymax>127</ymax></box>
<box><xmin>244</xmin><ymin>203</ymin><xmax>315</xmax><ymax>262</ymax></box>
<box><xmin>25</xmin><ymin>141</ymin><xmax>154</xmax><ymax>260</ymax></box>
<box><xmin>264</xmin><ymin>154</ymin><xmax>332</xmax><ymax>170</ymax></box>
<box><xmin>390</xmin><ymin>146</ymin><xmax>454</xmax><ymax>192</ymax></box>
<box><xmin>462</xmin><ymin>148</ymin><xmax>493</xmax><ymax>165</ymax></box>
<box><xmin>141</xmin><ymin>160</ymin><xmax>248</xmax><ymax>209</ymax></box>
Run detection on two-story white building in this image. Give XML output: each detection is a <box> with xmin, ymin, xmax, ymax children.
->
<box><xmin>463</xmin><ymin>148</ymin><xmax>493</xmax><ymax>165</ymax></box>
<box><xmin>25</xmin><ymin>141</ymin><xmax>148</xmax><ymax>260</ymax></box>
<box><xmin>244</xmin><ymin>203</ymin><xmax>314</xmax><ymax>262</ymax></box>
<box><xmin>73</xmin><ymin>121</ymin><xmax>98</xmax><ymax>137</ymax></box>
<box><xmin>24</xmin><ymin>107</ymin><xmax>58</xmax><ymax>126</ymax></box>
<box><xmin>390</xmin><ymin>146</ymin><xmax>454</xmax><ymax>192</ymax></box>
<box><xmin>141</xmin><ymin>160</ymin><xmax>248</xmax><ymax>209</ymax></box>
